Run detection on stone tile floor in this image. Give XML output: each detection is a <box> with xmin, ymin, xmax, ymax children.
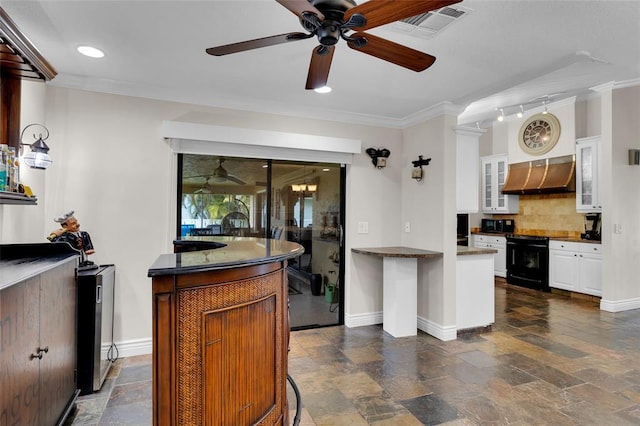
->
<box><xmin>67</xmin><ymin>281</ymin><xmax>640</xmax><ymax>425</ymax></box>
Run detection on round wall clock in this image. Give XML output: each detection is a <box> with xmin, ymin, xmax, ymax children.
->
<box><xmin>518</xmin><ymin>112</ymin><xmax>561</xmax><ymax>155</ymax></box>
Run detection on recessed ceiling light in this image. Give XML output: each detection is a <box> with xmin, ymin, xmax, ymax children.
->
<box><xmin>77</xmin><ymin>45</ymin><xmax>104</xmax><ymax>58</ymax></box>
<box><xmin>314</xmin><ymin>86</ymin><xmax>332</xmax><ymax>94</ymax></box>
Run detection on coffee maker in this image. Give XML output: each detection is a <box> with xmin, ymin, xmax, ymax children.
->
<box><xmin>581</xmin><ymin>213</ymin><xmax>601</xmax><ymax>241</ymax></box>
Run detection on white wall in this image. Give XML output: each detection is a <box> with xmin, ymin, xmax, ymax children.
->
<box><xmin>0</xmin><ymin>81</ymin><xmax>48</xmax><ymax>243</ymax></box>
<box><xmin>401</xmin><ymin>113</ymin><xmax>458</xmax><ymax>339</ymax></box>
<box><xmin>601</xmin><ymin>84</ymin><xmax>640</xmax><ymax>310</ymax></box>
<box><xmin>4</xmin><ymin>85</ymin><xmax>406</xmax><ymax>352</ymax></box>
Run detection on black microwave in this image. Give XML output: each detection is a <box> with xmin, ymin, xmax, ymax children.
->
<box><xmin>481</xmin><ymin>219</ymin><xmax>515</xmax><ymax>233</ymax></box>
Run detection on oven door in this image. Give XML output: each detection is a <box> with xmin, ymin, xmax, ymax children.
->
<box><xmin>506</xmin><ymin>241</ymin><xmax>549</xmax><ymax>291</ymax></box>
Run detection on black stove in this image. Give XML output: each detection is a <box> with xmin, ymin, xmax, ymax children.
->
<box><xmin>506</xmin><ymin>234</ymin><xmax>549</xmax><ymax>242</ymax></box>
<box><xmin>505</xmin><ymin>234</ymin><xmax>550</xmax><ymax>291</ymax></box>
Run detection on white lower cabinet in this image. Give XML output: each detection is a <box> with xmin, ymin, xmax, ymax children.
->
<box><xmin>549</xmin><ymin>240</ymin><xmax>602</xmax><ymax>296</ymax></box>
<box><xmin>472</xmin><ymin>234</ymin><xmax>506</xmax><ymax>277</ymax></box>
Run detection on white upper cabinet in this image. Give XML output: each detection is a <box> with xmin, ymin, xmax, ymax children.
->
<box><xmin>481</xmin><ymin>154</ymin><xmax>519</xmax><ymax>214</ymax></box>
<box><xmin>576</xmin><ymin>136</ymin><xmax>602</xmax><ymax>213</ymax></box>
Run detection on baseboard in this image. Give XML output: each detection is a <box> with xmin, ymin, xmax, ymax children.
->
<box><xmin>344</xmin><ymin>311</ymin><xmax>383</xmax><ymax>328</ymax></box>
<box><xmin>344</xmin><ymin>312</ymin><xmax>457</xmax><ymax>341</ymax></box>
<box><xmin>600</xmin><ymin>297</ymin><xmax>640</xmax><ymax>312</ymax></box>
<box><xmin>113</xmin><ymin>337</ymin><xmax>153</xmax><ymax>358</ymax></box>
<box><xmin>417</xmin><ymin>316</ymin><xmax>457</xmax><ymax>341</ymax></box>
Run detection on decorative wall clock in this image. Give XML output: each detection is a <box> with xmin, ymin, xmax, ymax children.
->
<box><xmin>518</xmin><ymin>113</ymin><xmax>561</xmax><ymax>155</ymax></box>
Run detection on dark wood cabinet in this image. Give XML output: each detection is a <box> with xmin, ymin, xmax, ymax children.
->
<box><xmin>151</xmin><ymin>262</ymin><xmax>290</xmax><ymax>425</ymax></box>
<box><xmin>0</xmin><ymin>244</ymin><xmax>79</xmax><ymax>426</ymax></box>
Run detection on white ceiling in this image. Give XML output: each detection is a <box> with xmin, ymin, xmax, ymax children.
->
<box><xmin>2</xmin><ymin>0</ymin><xmax>639</xmax><ymax>128</ymax></box>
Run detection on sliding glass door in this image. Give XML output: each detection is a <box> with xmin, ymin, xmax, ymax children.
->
<box><xmin>178</xmin><ymin>154</ymin><xmax>344</xmax><ymax>330</ymax></box>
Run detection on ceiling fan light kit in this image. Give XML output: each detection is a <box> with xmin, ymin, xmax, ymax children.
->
<box><xmin>206</xmin><ymin>0</ymin><xmax>462</xmax><ymax>91</ymax></box>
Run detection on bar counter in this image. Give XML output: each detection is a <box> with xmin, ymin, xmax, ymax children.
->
<box><xmin>147</xmin><ymin>236</ymin><xmax>303</xmax><ymax>425</ymax></box>
<box><xmin>148</xmin><ymin>236</ymin><xmax>304</xmax><ymax>276</ymax></box>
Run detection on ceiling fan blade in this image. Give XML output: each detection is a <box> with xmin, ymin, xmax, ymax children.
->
<box><xmin>345</xmin><ymin>0</ymin><xmax>462</xmax><ymax>31</ymax></box>
<box><xmin>206</xmin><ymin>32</ymin><xmax>311</xmax><ymax>56</ymax></box>
<box><xmin>347</xmin><ymin>32</ymin><xmax>435</xmax><ymax>72</ymax></box>
<box><xmin>276</xmin><ymin>0</ymin><xmax>325</xmax><ymax>21</ymax></box>
<box><xmin>305</xmin><ymin>45</ymin><xmax>335</xmax><ymax>90</ymax></box>
<box><xmin>227</xmin><ymin>175</ymin><xmax>247</xmax><ymax>185</ymax></box>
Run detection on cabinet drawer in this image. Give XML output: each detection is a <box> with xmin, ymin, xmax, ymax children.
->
<box><xmin>474</xmin><ymin>235</ymin><xmax>505</xmax><ymax>245</ymax></box>
<box><xmin>580</xmin><ymin>243</ymin><xmax>601</xmax><ymax>254</ymax></box>
<box><xmin>549</xmin><ymin>240</ymin><xmax>581</xmax><ymax>252</ymax></box>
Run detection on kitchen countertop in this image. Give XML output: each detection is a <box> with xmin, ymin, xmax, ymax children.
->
<box><xmin>148</xmin><ymin>236</ymin><xmax>304</xmax><ymax>277</ymax></box>
<box><xmin>470</xmin><ymin>231</ymin><xmax>601</xmax><ymax>244</ymax></box>
<box><xmin>351</xmin><ymin>246</ymin><xmax>443</xmax><ymax>259</ymax></box>
<box><xmin>457</xmin><ymin>246</ymin><xmax>498</xmax><ymax>256</ymax></box>
<box><xmin>0</xmin><ymin>243</ymin><xmax>79</xmax><ymax>290</ymax></box>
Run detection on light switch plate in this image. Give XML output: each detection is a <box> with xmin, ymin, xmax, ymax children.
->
<box><xmin>358</xmin><ymin>221</ymin><xmax>369</xmax><ymax>234</ymax></box>
<box><xmin>404</xmin><ymin>222</ymin><xmax>411</xmax><ymax>232</ymax></box>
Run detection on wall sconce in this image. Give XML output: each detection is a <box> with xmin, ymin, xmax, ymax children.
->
<box><xmin>411</xmin><ymin>155</ymin><xmax>431</xmax><ymax>182</ymax></box>
<box><xmin>20</xmin><ymin>123</ymin><xmax>52</xmax><ymax>169</ymax></box>
<box><xmin>365</xmin><ymin>147</ymin><xmax>391</xmax><ymax>169</ymax></box>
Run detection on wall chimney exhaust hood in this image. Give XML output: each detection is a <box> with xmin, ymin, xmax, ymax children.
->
<box><xmin>502</xmin><ymin>155</ymin><xmax>575</xmax><ymax>195</ymax></box>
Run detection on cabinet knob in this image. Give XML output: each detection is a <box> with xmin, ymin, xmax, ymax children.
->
<box><xmin>574</xmin><ymin>254</ymin><xmax>577</xmax><ymax>257</ymax></box>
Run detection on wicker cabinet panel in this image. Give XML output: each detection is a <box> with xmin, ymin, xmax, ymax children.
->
<box><xmin>152</xmin><ymin>262</ymin><xmax>288</xmax><ymax>426</ymax></box>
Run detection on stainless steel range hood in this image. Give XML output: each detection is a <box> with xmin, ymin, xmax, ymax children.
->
<box><xmin>502</xmin><ymin>155</ymin><xmax>575</xmax><ymax>195</ymax></box>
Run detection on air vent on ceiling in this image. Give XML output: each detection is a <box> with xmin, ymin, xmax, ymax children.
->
<box><xmin>388</xmin><ymin>5</ymin><xmax>472</xmax><ymax>39</ymax></box>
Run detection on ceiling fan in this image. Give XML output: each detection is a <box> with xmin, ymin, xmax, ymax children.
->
<box><xmin>189</xmin><ymin>158</ymin><xmax>247</xmax><ymax>192</ymax></box>
<box><xmin>206</xmin><ymin>0</ymin><xmax>462</xmax><ymax>90</ymax></box>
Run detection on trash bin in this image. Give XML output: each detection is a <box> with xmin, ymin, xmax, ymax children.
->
<box><xmin>325</xmin><ymin>283</ymin><xmax>338</xmax><ymax>303</ymax></box>
<box><xmin>310</xmin><ymin>273</ymin><xmax>322</xmax><ymax>296</ymax></box>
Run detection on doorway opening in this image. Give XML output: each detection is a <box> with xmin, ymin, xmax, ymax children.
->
<box><xmin>178</xmin><ymin>154</ymin><xmax>344</xmax><ymax>330</ymax></box>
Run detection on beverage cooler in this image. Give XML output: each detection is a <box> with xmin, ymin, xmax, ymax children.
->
<box><xmin>77</xmin><ymin>264</ymin><xmax>116</xmax><ymax>395</ymax></box>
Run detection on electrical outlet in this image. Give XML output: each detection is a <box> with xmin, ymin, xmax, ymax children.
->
<box><xmin>404</xmin><ymin>221</ymin><xmax>411</xmax><ymax>232</ymax></box>
<box><xmin>358</xmin><ymin>221</ymin><xmax>369</xmax><ymax>234</ymax></box>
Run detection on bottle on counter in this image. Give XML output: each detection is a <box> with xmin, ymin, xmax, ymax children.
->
<box><xmin>0</xmin><ymin>144</ymin><xmax>7</xmax><ymax>191</ymax></box>
<box><xmin>12</xmin><ymin>156</ymin><xmax>20</xmax><ymax>192</ymax></box>
<box><xmin>7</xmin><ymin>147</ymin><xmax>16</xmax><ymax>192</ymax></box>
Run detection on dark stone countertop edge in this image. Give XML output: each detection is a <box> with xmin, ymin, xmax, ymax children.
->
<box><xmin>1</xmin><ymin>243</ymin><xmax>79</xmax><ymax>290</ymax></box>
<box><xmin>148</xmin><ymin>238</ymin><xmax>304</xmax><ymax>277</ymax></box>
<box><xmin>351</xmin><ymin>247</ymin><xmax>443</xmax><ymax>259</ymax></box>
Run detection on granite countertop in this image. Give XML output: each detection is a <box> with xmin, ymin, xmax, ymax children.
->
<box><xmin>549</xmin><ymin>237</ymin><xmax>601</xmax><ymax>244</ymax></box>
<box><xmin>471</xmin><ymin>231</ymin><xmax>601</xmax><ymax>244</ymax></box>
<box><xmin>457</xmin><ymin>246</ymin><xmax>498</xmax><ymax>256</ymax></box>
<box><xmin>148</xmin><ymin>237</ymin><xmax>304</xmax><ymax>277</ymax></box>
<box><xmin>0</xmin><ymin>243</ymin><xmax>79</xmax><ymax>290</ymax></box>
<box><xmin>351</xmin><ymin>246</ymin><xmax>443</xmax><ymax>259</ymax></box>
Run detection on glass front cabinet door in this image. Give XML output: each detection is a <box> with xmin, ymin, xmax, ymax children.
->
<box><xmin>481</xmin><ymin>154</ymin><xmax>519</xmax><ymax>214</ymax></box>
<box><xmin>576</xmin><ymin>136</ymin><xmax>602</xmax><ymax>213</ymax></box>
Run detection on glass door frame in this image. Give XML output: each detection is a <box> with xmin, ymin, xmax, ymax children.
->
<box><xmin>176</xmin><ymin>154</ymin><xmax>345</xmax><ymax>328</ymax></box>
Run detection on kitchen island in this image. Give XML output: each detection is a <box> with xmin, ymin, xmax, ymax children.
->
<box><xmin>147</xmin><ymin>237</ymin><xmax>303</xmax><ymax>426</ymax></box>
<box><xmin>456</xmin><ymin>245</ymin><xmax>497</xmax><ymax>333</ymax></box>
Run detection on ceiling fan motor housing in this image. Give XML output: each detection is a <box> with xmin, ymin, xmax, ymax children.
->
<box><xmin>308</xmin><ymin>0</ymin><xmax>358</xmax><ymax>46</ymax></box>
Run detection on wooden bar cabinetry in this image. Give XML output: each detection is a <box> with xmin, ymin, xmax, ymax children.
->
<box><xmin>149</xmin><ymin>238</ymin><xmax>303</xmax><ymax>426</ymax></box>
<box><xmin>0</xmin><ymin>244</ymin><xmax>80</xmax><ymax>426</ymax></box>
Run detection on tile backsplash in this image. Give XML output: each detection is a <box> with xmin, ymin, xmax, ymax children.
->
<box><xmin>494</xmin><ymin>193</ymin><xmax>585</xmax><ymax>238</ymax></box>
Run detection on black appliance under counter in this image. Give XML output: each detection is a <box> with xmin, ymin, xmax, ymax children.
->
<box><xmin>505</xmin><ymin>234</ymin><xmax>550</xmax><ymax>292</ymax></box>
<box><xmin>77</xmin><ymin>264</ymin><xmax>116</xmax><ymax>395</ymax></box>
